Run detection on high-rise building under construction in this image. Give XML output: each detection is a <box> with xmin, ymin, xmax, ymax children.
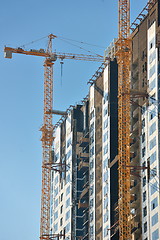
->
<box><xmin>50</xmin><ymin>1</ymin><xmax>160</xmax><ymax>240</ymax></box>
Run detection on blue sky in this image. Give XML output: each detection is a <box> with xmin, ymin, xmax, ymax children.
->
<box><xmin>0</xmin><ymin>1</ymin><xmax>147</xmax><ymax>240</ymax></box>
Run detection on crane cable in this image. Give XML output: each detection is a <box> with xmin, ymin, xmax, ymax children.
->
<box><xmin>17</xmin><ymin>34</ymin><xmax>104</xmax><ymax>58</ymax></box>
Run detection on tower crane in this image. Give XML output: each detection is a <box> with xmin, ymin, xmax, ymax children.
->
<box><xmin>116</xmin><ymin>0</ymin><xmax>131</xmax><ymax>239</ymax></box>
<box><xmin>4</xmin><ymin>35</ymin><xmax>105</xmax><ymax>240</ymax></box>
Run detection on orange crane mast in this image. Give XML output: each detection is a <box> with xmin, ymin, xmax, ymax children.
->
<box><xmin>116</xmin><ymin>0</ymin><xmax>131</xmax><ymax>239</ymax></box>
<box><xmin>4</xmin><ymin>36</ymin><xmax>105</xmax><ymax>240</ymax></box>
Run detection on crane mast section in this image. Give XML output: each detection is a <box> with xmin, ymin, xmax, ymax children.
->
<box><xmin>40</xmin><ymin>36</ymin><xmax>54</xmax><ymax>240</ymax></box>
<box><xmin>116</xmin><ymin>0</ymin><xmax>131</xmax><ymax>239</ymax></box>
<box><xmin>4</xmin><ymin>47</ymin><xmax>104</xmax><ymax>62</ymax></box>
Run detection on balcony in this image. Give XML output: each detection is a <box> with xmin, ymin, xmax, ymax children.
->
<box><xmin>79</xmin><ymin>137</ymin><xmax>89</xmax><ymax>147</ymax></box>
<box><xmin>79</xmin><ymin>152</ymin><xmax>89</xmax><ymax>159</ymax></box>
<box><xmin>78</xmin><ymin>161</ymin><xmax>89</xmax><ymax>171</ymax></box>
<box><xmin>78</xmin><ymin>201</ymin><xmax>89</xmax><ymax>209</ymax></box>
<box><xmin>130</xmin><ymin>138</ymin><xmax>139</xmax><ymax>151</ymax></box>
<box><xmin>131</xmin><ymin>221</ymin><xmax>140</xmax><ymax>234</ymax></box>
<box><xmin>132</xmin><ymin>120</ymin><xmax>139</xmax><ymax>132</ymax></box>
<box><xmin>80</xmin><ymin>186</ymin><xmax>89</xmax><ymax>199</ymax></box>
<box><xmin>133</xmin><ymin>107</ymin><xmax>139</xmax><ymax>118</ymax></box>
<box><xmin>130</xmin><ymin>180</ymin><xmax>140</xmax><ymax>193</ymax></box>
<box><xmin>83</xmin><ymin>212</ymin><xmax>89</xmax><ymax>226</ymax></box>
<box><xmin>130</xmin><ymin>195</ymin><xmax>141</xmax><ymax>208</ymax></box>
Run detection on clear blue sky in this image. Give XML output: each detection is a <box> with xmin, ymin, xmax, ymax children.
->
<box><xmin>0</xmin><ymin>1</ymin><xmax>147</xmax><ymax>240</ymax></box>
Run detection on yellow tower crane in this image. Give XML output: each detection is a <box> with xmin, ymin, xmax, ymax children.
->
<box><xmin>116</xmin><ymin>0</ymin><xmax>131</xmax><ymax>239</ymax></box>
<box><xmin>4</xmin><ymin>35</ymin><xmax>105</xmax><ymax>240</ymax></box>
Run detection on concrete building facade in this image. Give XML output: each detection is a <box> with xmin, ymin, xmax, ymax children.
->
<box><xmin>50</xmin><ymin>1</ymin><xmax>160</xmax><ymax>240</ymax></box>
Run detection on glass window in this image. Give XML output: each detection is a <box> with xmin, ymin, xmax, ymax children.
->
<box><xmin>60</xmin><ymin>193</ymin><xmax>63</xmax><ymax>202</ymax></box>
<box><xmin>151</xmin><ymin>197</ymin><xmax>158</xmax><ymax>210</ymax></box>
<box><xmin>150</xmin><ymin>167</ymin><xmax>157</xmax><ymax>180</ymax></box>
<box><xmin>54</xmin><ymin>223</ymin><xmax>58</xmax><ymax>232</ymax></box>
<box><xmin>66</xmin><ymin>149</ymin><xmax>72</xmax><ymax>160</ymax></box>
<box><xmin>142</xmin><ymin>133</ymin><xmax>145</xmax><ymax>143</ymax></box>
<box><xmin>104</xmin><ymin>92</ymin><xmax>108</xmax><ymax>104</ymax></box>
<box><xmin>143</xmin><ymin>206</ymin><xmax>147</xmax><ymax>217</ymax></box>
<box><xmin>104</xmin><ymin>211</ymin><xmax>109</xmax><ymax>223</ymax></box>
<box><xmin>104</xmin><ymin>226</ymin><xmax>109</xmax><ymax>237</ymax></box>
<box><xmin>152</xmin><ymin>213</ymin><xmax>158</xmax><ymax>226</ymax></box>
<box><xmin>54</xmin><ymin>198</ymin><xmax>58</xmax><ymax>208</ymax></box>
<box><xmin>104</xmin><ymin>107</ymin><xmax>108</xmax><ymax>116</ymax></box>
<box><xmin>90</xmin><ymin>212</ymin><xmax>93</xmax><ymax>221</ymax></box>
<box><xmin>149</xmin><ymin>78</ymin><xmax>156</xmax><ymax>90</ymax></box>
<box><xmin>90</xmin><ymin>146</ymin><xmax>94</xmax><ymax>157</ymax></box>
<box><xmin>142</xmin><ymin>147</ymin><xmax>146</xmax><ymax>157</ymax></box>
<box><xmin>90</xmin><ymin>135</ymin><xmax>94</xmax><ymax>144</ymax></box>
<box><xmin>143</xmin><ymin>176</ymin><xmax>146</xmax><ymax>187</ymax></box>
<box><xmin>104</xmin><ymin>145</ymin><xmax>108</xmax><ymax>155</ymax></box>
<box><xmin>104</xmin><ymin>119</ymin><xmax>108</xmax><ymax>129</ymax></box>
<box><xmin>54</xmin><ymin>210</ymin><xmax>58</xmax><ymax>221</ymax></box>
<box><xmin>90</xmin><ymin>198</ymin><xmax>94</xmax><ymax>208</ymax></box>
<box><xmin>65</xmin><ymin>210</ymin><xmax>70</xmax><ymax>221</ymax></box>
<box><xmin>90</xmin><ymin>123</ymin><xmax>94</xmax><ymax>133</ymax></box>
<box><xmin>149</xmin><ymin>94</ymin><xmax>156</xmax><ymax>105</ymax></box>
<box><xmin>149</xmin><ymin>65</ymin><xmax>156</xmax><ymax>78</ymax></box>
<box><xmin>143</xmin><ymin>191</ymin><xmax>146</xmax><ymax>202</ymax></box>
<box><xmin>104</xmin><ymin>184</ymin><xmax>108</xmax><ymax>195</ymax></box>
<box><xmin>152</xmin><ymin>229</ymin><xmax>159</xmax><ymax>240</ymax></box>
<box><xmin>60</xmin><ymin>205</ymin><xmax>63</xmax><ymax>214</ymax></box>
<box><xmin>144</xmin><ymin>222</ymin><xmax>147</xmax><ymax>233</ymax></box>
<box><xmin>103</xmin><ymin>158</ymin><xmax>108</xmax><ymax>168</ymax></box>
<box><xmin>142</xmin><ymin>162</ymin><xmax>146</xmax><ymax>172</ymax></box>
<box><xmin>150</xmin><ymin>136</ymin><xmax>156</xmax><ymax>150</ymax></box>
<box><xmin>151</xmin><ymin>182</ymin><xmax>158</xmax><ymax>195</ymax></box>
<box><xmin>66</xmin><ymin>174</ymin><xmax>70</xmax><ymax>184</ymax></box>
<box><xmin>66</xmin><ymin>197</ymin><xmax>70</xmax><ymax>208</ymax></box>
<box><xmin>90</xmin><ymin>160</ymin><xmax>94</xmax><ymax>169</ymax></box>
<box><xmin>90</xmin><ymin>185</ymin><xmax>94</xmax><ymax>195</ymax></box>
<box><xmin>54</xmin><ymin>187</ymin><xmax>58</xmax><ymax>197</ymax></box>
<box><xmin>67</xmin><ymin>138</ymin><xmax>71</xmax><ymax>148</ymax></box>
<box><xmin>90</xmin><ymin>226</ymin><xmax>94</xmax><ymax>235</ymax></box>
<box><xmin>90</xmin><ymin>110</ymin><xmax>94</xmax><ymax>120</ymax></box>
<box><xmin>90</xmin><ymin>172</ymin><xmax>94</xmax><ymax>182</ymax></box>
<box><xmin>65</xmin><ymin>222</ymin><xmax>70</xmax><ymax>233</ymax></box>
<box><xmin>104</xmin><ymin>197</ymin><xmax>108</xmax><ymax>208</ymax></box>
<box><xmin>103</xmin><ymin>132</ymin><xmax>108</xmax><ymax>142</ymax></box>
<box><xmin>149</xmin><ymin>109</ymin><xmax>156</xmax><ymax>120</ymax></box>
<box><xmin>60</xmin><ymin>217</ymin><xmax>63</xmax><ymax>226</ymax></box>
<box><xmin>54</xmin><ymin>175</ymin><xmax>59</xmax><ymax>185</ymax></box>
<box><xmin>149</xmin><ymin>122</ymin><xmax>156</xmax><ymax>136</ymax></box>
<box><xmin>149</xmin><ymin>50</ymin><xmax>156</xmax><ymax>64</ymax></box>
<box><xmin>150</xmin><ymin>151</ymin><xmax>156</xmax><ymax>164</ymax></box>
<box><xmin>149</xmin><ymin>37</ymin><xmax>155</xmax><ymax>49</ymax></box>
<box><xmin>54</xmin><ymin>152</ymin><xmax>59</xmax><ymax>162</ymax></box>
<box><xmin>104</xmin><ymin>171</ymin><xmax>108</xmax><ymax>182</ymax></box>
<box><xmin>142</xmin><ymin>119</ymin><xmax>145</xmax><ymax>128</ymax></box>
<box><xmin>66</xmin><ymin>185</ymin><xmax>70</xmax><ymax>196</ymax></box>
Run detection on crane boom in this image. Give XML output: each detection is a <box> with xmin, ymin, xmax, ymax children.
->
<box><xmin>116</xmin><ymin>0</ymin><xmax>131</xmax><ymax>239</ymax></box>
<box><xmin>4</xmin><ymin>46</ymin><xmax>104</xmax><ymax>62</ymax></box>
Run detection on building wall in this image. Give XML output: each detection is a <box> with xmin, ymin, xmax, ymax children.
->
<box><xmin>89</xmin><ymin>84</ymin><xmax>96</xmax><ymax>240</ymax></box>
<box><xmin>141</xmin><ymin>20</ymin><xmax>160</xmax><ymax>240</ymax></box>
<box><xmin>131</xmin><ymin>2</ymin><xmax>160</xmax><ymax>239</ymax></box>
<box><xmin>50</xmin><ymin>3</ymin><xmax>160</xmax><ymax>239</ymax></box>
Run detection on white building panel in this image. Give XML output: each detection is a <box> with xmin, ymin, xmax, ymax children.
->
<box><xmin>102</xmin><ymin>64</ymin><xmax>110</xmax><ymax>240</ymax></box>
